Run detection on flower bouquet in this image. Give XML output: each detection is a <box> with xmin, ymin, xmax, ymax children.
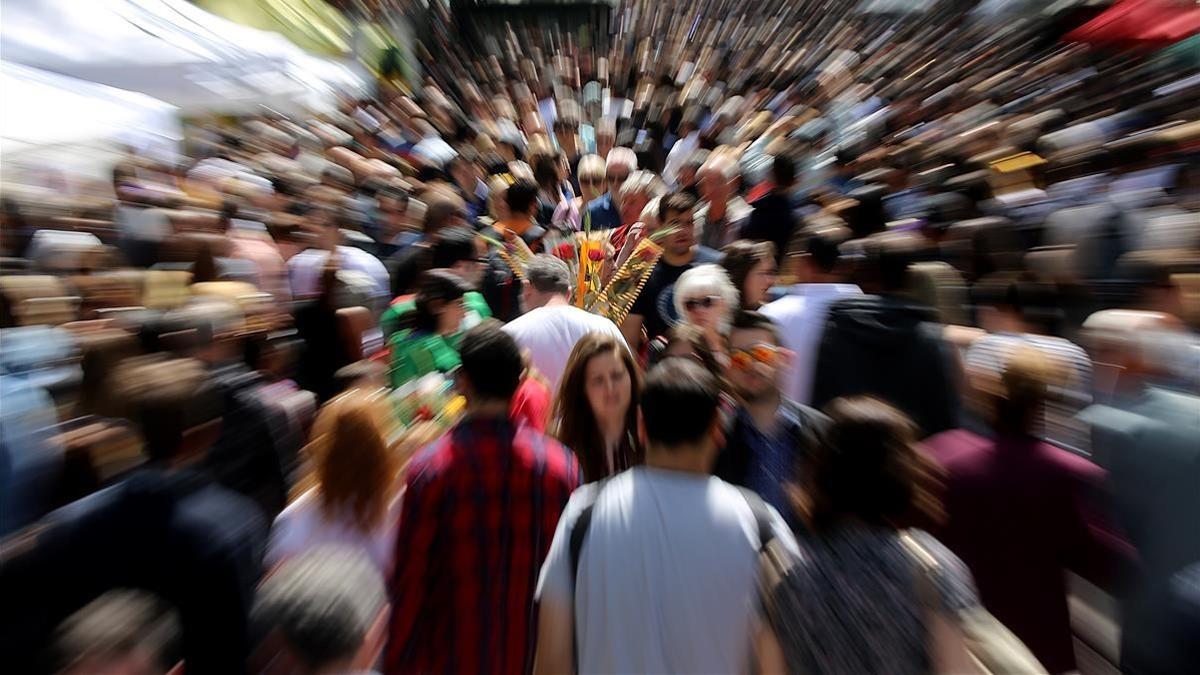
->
<box><xmin>389</xmin><ymin>372</ymin><xmax>465</xmax><ymax>430</ymax></box>
<box><xmin>587</xmin><ymin>236</ymin><xmax>664</xmax><ymax>324</ymax></box>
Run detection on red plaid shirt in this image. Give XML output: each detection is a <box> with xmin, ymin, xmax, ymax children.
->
<box><xmin>384</xmin><ymin>416</ymin><xmax>581</xmax><ymax>675</ymax></box>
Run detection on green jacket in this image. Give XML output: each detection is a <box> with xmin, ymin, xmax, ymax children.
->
<box><xmin>380</xmin><ymin>290</ymin><xmax>492</xmax><ymax>343</ymax></box>
<box><xmin>388</xmin><ymin>329</ymin><xmax>461</xmax><ymax>388</ymax></box>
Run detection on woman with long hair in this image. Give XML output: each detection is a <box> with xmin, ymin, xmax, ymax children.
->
<box><xmin>388</xmin><ymin>269</ymin><xmax>471</xmax><ymax>387</ymax></box>
<box><xmin>756</xmin><ymin>396</ymin><xmax>988</xmax><ymax>675</ymax></box>
<box><xmin>721</xmin><ymin>240</ymin><xmax>778</xmax><ymax>310</ymax></box>
<box><xmin>268</xmin><ymin>389</ymin><xmax>401</xmax><ymax>575</ymax></box>
<box><xmin>552</xmin><ymin>333</ymin><xmax>642</xmax><ymax>483</ymax></box>
<box><xmin>551</xmin><ymin>154</ymin><xmax>605</xmax><ymax>232</ymax></box>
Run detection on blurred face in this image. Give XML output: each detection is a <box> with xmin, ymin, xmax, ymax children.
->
<box><xmin>743</xmin><ymin>256</ymin><xmax>778</xmax><ymax>308</ymax></box>
<box><xmin>437</xmin><ymin>297</ymin><xmax>467</xmax><ymax>335</ymax></box>
<box><xmin>619</xmin><ymin>191</ymin><xmax>650</xmax><ymax>227</ymax></box>
<box><xmin>579</xmin><ymin>173</ymin><xmax>605</xmax><ymax>203</ymax></box>
<box><xmin>679</xmin><ymin>165</ymin><xmax>699</xmax><ymax>187</ymax></box>
<box><xmin>699</xmin><ymin>168</ymin><xmax>732</xmax><ymax>204</ymax></box>
<box><xmin>727</xmin><ymin>327</ymin><xmax>784</xmax><ymax>401</ymax></box>
<box><xmin>660</xmin><ymin>207</ymin><xmax>695</xmax><ymax>256</ymax></box>
<box><xmin>450</xmin><ymin>239</ymin><xmax>487</xmax><ymax>287</ymax></box>
<box><xmin>681</xmin><ymin>292</ymin><xmax>725</xmax><ymax>332</ymax></box>
<box><xmin>606</xmin><ymin>165</ymin><xmax>631</xmax><ymax>197</ymax></box>
<box><xmin>584</xmin><ymin>350</ymin><xmax>632</xmax><ymax>425</ymax></box>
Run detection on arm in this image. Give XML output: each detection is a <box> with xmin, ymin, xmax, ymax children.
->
<box><xmin>620</xmin><ymin>314</ymin><xmax>644</xmax><ymax>353</ymax></box>
<box><xmin>532</xmin><ymin>595</ymin><xmax>575</xmax><ymax>675</ymax></box>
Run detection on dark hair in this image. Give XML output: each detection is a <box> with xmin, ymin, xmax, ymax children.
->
<box><xmin>114</xmin><ymin>357</ymin><xmax>223</xmax><ymax>462</ymax></box>
<box><xmin>525</xmin><ymin>254</ymin><xmax>571</xmax><ymax>295</ymax></box>
<box><xmin>730</xmin><ymin>310</ymin><xmax>782</xmax><ymax>345</ymax></box>
<box><xmin>806</xmin><ymin>228</ymin><xmax>846</xmax><ymax>274</ymax></box>
<box><xmin>796</xmin><ymin>396</ymin><xmax>942</xmax><ymax>533</ymax></box>
<box><xmin>458</xmin><ymin>320</ymin><xmax>523</xmax><ymax>402</ymax></box>
<box><xmin>533</xmin><ymin>155</ymin><xmax>561</xmax><ymax>192</ymax></box>
<box><xmin>862</xmin><ymin>234</ymin><xmax>918</xmax><ymax>292</ymax></box>
<box><xmin>431</xmin><ymin>227</ymin><xmax>478</xmax><ymax>269</ymax></box>
<box><xmin>721</xmin><ymin>240</ymin><xmax>776</xmax><ymax>309</ymax></box>
<box><xmin>654</xmin><ymin>324</ymin><xmax>724</xmax><ymax>375</ymax></box>
<box><xmin>404</xmin><ymin>269</ymin><xmax>471</xmax><ymax>333</ymax></box>
<box><xmin>422</xmin><ymin>197</ymin><xmax>464</xmax><ymax>234</ymax></box>
<box><xmin>641</xmin><ymin>358</ymin><xmax>721</xmax><ymax>447</ymax></box>
<box><xmin>505</xmin><ymin>179</ymin><xmax>539</xmax><ymax>216</ymax></box>
<box><xmin>553</xmin><ymin>333</ymin><xmax>642</xmax><ymax>482</ymax></box>
<box><xmin>658</xmin><ymin>190</ymin><xmax>698</xmax><ymax>222</ymax></box>
<box><xmin>771</xmin><ymin>154</ymin><xmax>797</xmax><ymax>187</ymax></box>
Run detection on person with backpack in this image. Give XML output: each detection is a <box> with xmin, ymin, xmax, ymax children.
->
<box><xmin>533</xmin><ymin>358</ymin><xmax>798</xmax><ymax>674</ymax></box>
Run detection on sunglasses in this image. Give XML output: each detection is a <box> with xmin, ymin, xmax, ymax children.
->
<box><xmin>683</xmin><ymin>295</ymin><xmax>721</xmax><ymax>311</ymax></box>
<box><xmin>730</xmin><ymin>344</ymin><xmax>781</xmax><ymax>370</ymax></box>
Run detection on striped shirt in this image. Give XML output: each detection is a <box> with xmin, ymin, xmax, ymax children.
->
<box><xmin>384</xmin><ymin>417</ymin><xmax>581</xmax><ymax>675</ymax></box>
<box><xmin>965</xmin><ymin>332</ymin><xmax>1093</xmax><ymax>453</ymax></box>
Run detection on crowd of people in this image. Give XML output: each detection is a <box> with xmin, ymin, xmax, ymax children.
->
<box><xmin>2</xmin><ymin>1</ymin><xmax>1200</xmax><ymax>673</ymax></box>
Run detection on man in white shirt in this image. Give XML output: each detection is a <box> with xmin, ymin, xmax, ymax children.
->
<box><xmin>502</xmin><ymin>255</ymin><xmax>626</xmax><ymax>393</ymax></box>
<box><xmin>761</xmin><ymin>228</ymin><xmax>861</xmax><ymax>404</ymax></box>
<box><xmin>287</xmin><ymin>201</ymin><xmax>390</xmax><ymax>305</ymax></box>
<box><xmin>533</xmin><ymin>359</ymin><xmax>798</xmax><ymax>675</ymax></box>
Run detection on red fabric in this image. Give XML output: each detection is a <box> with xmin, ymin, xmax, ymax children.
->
<box><xmin>384</xmin><ymin>417</ymin><xmax>581</xmax><ymax>675</ymax></box>
<box><xmin>510</xmin><ymin>376</ymin><xmax>552</xmax><ymax>432</ymax></box>
<box><xmin>1064</xmin><ymin>0</ymin><xmax>1200</xmax><ymax>50</ymax></box>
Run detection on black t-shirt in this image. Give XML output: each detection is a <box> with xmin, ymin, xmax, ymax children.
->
<box><xmin>628</xmin><ymin>247</ymin><xmax>722</xmax><ymax>341</ymax></box>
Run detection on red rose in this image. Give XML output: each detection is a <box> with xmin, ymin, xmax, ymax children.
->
<box><xmin>587</xmin><ymin>248</ymin><xmax>604</xmax><ymax>262</ymax></box>
<box><xmin>415</xmin><ymin>404</ymin><xmax>433</xmax><ymax>421</ymax></box>
<box><xmin>554</xmin><ymin>243</ymin><xmax>575</xmax><ymax>259</ymax></box>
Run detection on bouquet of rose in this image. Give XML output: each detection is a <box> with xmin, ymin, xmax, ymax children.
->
<box><xmin>389</xmin><ymin>372</ymin><xmax>465</xmax><ymax>430</ymax></box>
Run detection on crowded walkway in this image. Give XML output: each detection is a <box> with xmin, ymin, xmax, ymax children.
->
<box><xmin>2</xmin><ymin>0</ymin><xmax>1200</xmax><ymax>673</ymax></box>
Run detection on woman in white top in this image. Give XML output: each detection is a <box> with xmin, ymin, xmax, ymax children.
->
<box><xmin>268</xmin><ymin>388</ymin><xmax>401</xmax><ymax>575</ymax></box>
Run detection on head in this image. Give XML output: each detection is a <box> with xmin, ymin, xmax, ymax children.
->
<box><xmin>303</xmin><ymin>389</ymin><xmax>397</xmax><ymax>532</ymax></box>
<box><xmin>771</xmin><ymin>153</ymin><xmax>797</xmax><ymax>189</ymax></box>
<box><xmin>576</xmin><ymin>154</ymin><xmax>607</xmax><ymax>203</ymax></box>
<box><xmin>727</xmin><ymin>311</ymin><xmax>789</xmax><ymax>403</ymax></box>
<box><xmin>988</xmin><ymin>347</ymin><xmax>1060</xmax><ymax>437</ymax></box>
<box><xmin>112</xmin><ymin>356</ymin><xmax>222</xmax><ymax>465</ymax></box>
<box><xmin>639</xmin><ymin>359</ymin><xmax>723</xmax><ymax>460</ymax></box>
<box><xmin>523</xmin><ymin>254</ymin><xmax>572</xmax><ymax>309</ymax></box>
<box><xmin>596</xmin><ymin>118</ymin><xmax>616</xmax><ymax>158</ymax></box>
<box><xmin>409</xmin><ymin>269</ymin><xmax>471</xmax><ymax>336</ymax></box>
<box><xmin>553</xmin><ymin>333</ymin><xmax>641</xmax><ymax>482</ymax></box>
<box><xmin>858</xmin><ymin>233</ymin><xmax>918</xmax><ymax>294</ymax></box>
<box><xmin>698</xmin><ymin>154</ymin><xmax>739</xmax><ymax>205</ymax></box>
<box><xmin>53</xmin><ymin>591</ymin><xmax>179</xmax><ymax>675</ymax></box>
<box><xmin>421</xmin><ymin>190</ymin><xmax>469</xmax><ymax>236</ymax></box>
<box><xmin>796</xmin><ymin>227</ymin><xmax>849</xmax><ymax>283</ymax></box>
<box><xmin>253</xmin><ymin>547</ymin><xmax>386</xmax><ymax>675</ymax></box>
<box><xmin>656</xmin><ymin>191</ymin><xmax>698</xmax><ymax>257</ymax></box>
<box><xmin>658</xmin><ymin>323</ymin><xmax>724</xmax><ymax>375</ymax></box>
<box><xmin>431</xmin><ymin>227</ymin><xmax>486</xmax><ymax>287</ymax></box>
<box><xmin>456</xmin><ymin>320</ymin><xmax>524</xmax><ymax>408</ymax></box>
<box><xmin>674</xmin><ymin>264</ymin><xmax>739</xmax><ymax>335</ymax></box>
<box><xmin>605</xmin><ymin>148</ymin><xmax>637</xmax><ymax>199</ymax></box>
<box><xmin>618</xmin><ymin>171</ymin><xmax>668</xmax><ymax>227</ymax></box>
<box><xmin>721</xmin><ymin>240</ymin><xmax>777</xmax><ymax>309</ymax></box>
<box><xmin>680</xmin><ymin>149</ymin><xmax>711</xmax><ymax>188</ymax></box>
<box><xmin>794</xmin><ymin>396</ymin><xmax>942</xmax><ymax>533</ymax></box>
<box><xmin>446</xmin><ymin>153</ymin><xmax>481</xmax><ymax>194</ymax></box>
<box><xmin>505</xmin><ymin>179</ymin><xmax>539</xmax><ymax>221</ymax></box>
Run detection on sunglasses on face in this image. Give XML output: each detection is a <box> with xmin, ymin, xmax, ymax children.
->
<box><xmin>683</xmin><ymin>295</ymin><xmax>720</xmax><ymax>311</ymax></box>
<box><xmin>730</xmin><ymin>344</ymin><xmax>781</xmax><ymax>370</ymax></box>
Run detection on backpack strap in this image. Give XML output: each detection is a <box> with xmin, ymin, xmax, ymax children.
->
<box><xmin>566</xmin><ymin>479</ymin><xmax>609</xmax><ymax>673</ymax></box>
<box><xmin>738</xmin><ymin>487</ymin><xmax>776</xmax><ymax>553</ymax></box>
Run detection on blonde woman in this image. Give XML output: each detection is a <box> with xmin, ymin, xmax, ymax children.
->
<box><xmin>673</xmin><ymin>263</ymin><xmax>740</xmax><ymax>353</ymax></box>
<box><xmin>267</xmin><ymin>389</ymin><xmax>402</xmax><ymax>575</ymax></box>
<box><xmin>552</xmin><ymin>154</ymin><xmax>606</xmax><ymax>232</ymax></box>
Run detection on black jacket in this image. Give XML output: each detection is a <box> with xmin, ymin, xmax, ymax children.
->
<box><xmin>713</xmin><ymin>399</ymin><xmax>828</xmax><ymax>491</ymax></box>
<box><xmin>744</xmin><ymin>191</ymin><xmax>797</xmax><ymax>263</ymax></box>
<box><xmin>0</xmin><ymin>469</ymin><xmax>267</xmax><ymax>673</ymax></box>
<box><xmin>811</xmin><ymin>294</ymin><xmax>961</xmax><ymax>437</ymax></box>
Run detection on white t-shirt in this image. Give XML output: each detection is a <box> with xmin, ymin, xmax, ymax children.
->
<box><xmin>536</xmin><ymin>467</ymin><xmax>799</xmax><ymax>675</ymax></box>
<box><xmin>760</xmin><ymin>283</ymin><xmax>862</xmax><ymax>404</ymax></box>
<box><xmin>501</xmin><ymin>304</ymin><xmax>627</xmax><ymax>394</ymax></box>
<box><xmin>267</xmin><ymin>488</ymin><xmax>400</xmax><ymax>576</ymax></box>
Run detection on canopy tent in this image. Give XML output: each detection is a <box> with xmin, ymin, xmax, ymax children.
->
<box><xmin>1064</xmin><ymin>0</ymin><xmax>1200</xmax><ymax>50</ymax></box>
<box><xmin>1</xmin><ymin>61</ymin><xmax>181</xmax><ymax>182</ymax></box>
<box><xmin>0</xmin><ymin>0</ymin><xmax>368</xmax><ymax>115</ymax></box>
